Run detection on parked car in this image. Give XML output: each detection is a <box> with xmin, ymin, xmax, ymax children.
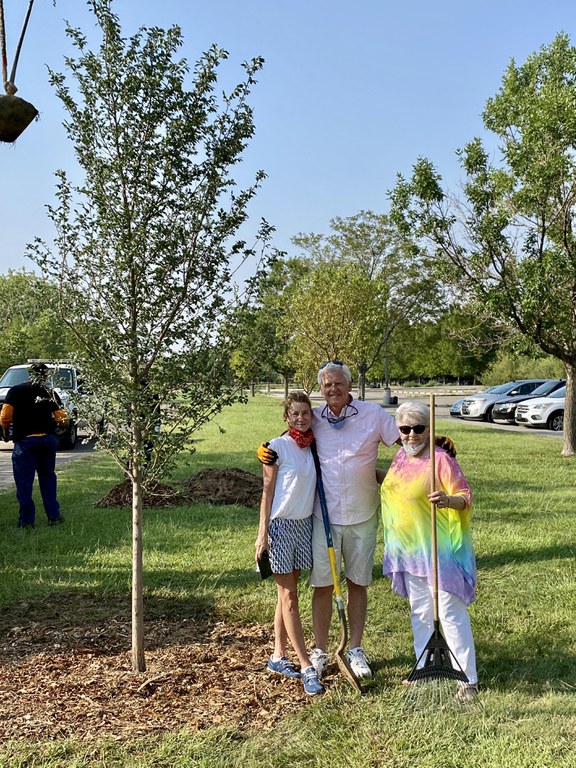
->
<box><xmin>450</xmin><ymin>386</ymin><xmax>501</xmax><ymax>419</ymax></box>
<box><xmin>460</xmin><ymin>380</ymin><xmax>548</xmax><ymax>422</ymax></box>
<box><xmin>491</xmin><ymin>379</ymin><xmax>565</xmax><ymax>424</ymax></box>
<box><xmin>450</xmin><ymin>398</ymin><xmax>464</xmax><ymax>418</ymax></box>
<box><xmin>515</xmin><ymin>385</ymin><xmax>565</xmax><ymax>431</ymax></box>
<box><xmin>0</xmin><ymin>362</ymin><xmax>104</xmax><ymax>449</ymax></box>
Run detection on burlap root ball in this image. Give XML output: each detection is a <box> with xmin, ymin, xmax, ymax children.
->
<box><xmin>0</xmin><ymin>94</ymin><xmax>39</xmax><ymax>143</ymax></box>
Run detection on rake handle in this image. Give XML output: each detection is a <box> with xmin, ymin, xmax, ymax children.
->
<box><xmin>429</xmin><ymin>394</ymin><xmax>439</xmax><ymax>624</ymax></box>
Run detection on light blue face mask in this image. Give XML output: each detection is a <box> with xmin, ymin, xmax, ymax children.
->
<box><xmin>322</xmin><ymin>403</ymin><xmax>359</xmax><ymax>429</ymax></box>
<box><xmin>402</xmin><ymin>440</ymin><xmax>427</xmax><ymax>456</ymax></box>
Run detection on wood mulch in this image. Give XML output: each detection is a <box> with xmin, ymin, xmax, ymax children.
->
<box><xmin>0</xmin><ymin>594</ymin><xmax>336</xmax><ymax>743</ymax></box>
<box><xmin>0</xmin><ymin>469</ymin><xmax>332</xmax><ymax>743</ymax></box>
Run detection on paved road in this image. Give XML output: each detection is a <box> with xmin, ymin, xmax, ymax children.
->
<box><xmin>0</xmin><ymin>433</ymin><xmax>97</xmax><ymax>490</ymax></box>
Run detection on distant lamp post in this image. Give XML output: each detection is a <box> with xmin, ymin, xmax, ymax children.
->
<box><xmin>382</xmin><ymin>340</ymin><xmax>397</xmax><ymax>406</ymax></box>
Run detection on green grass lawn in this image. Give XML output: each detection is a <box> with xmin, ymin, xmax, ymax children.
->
<box><xmin>1</xmin><ymin>395</ymin><xmax>576</xmax><ymax>767</ymax></box>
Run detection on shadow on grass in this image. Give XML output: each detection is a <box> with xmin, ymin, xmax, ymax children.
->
<box><xmin>476</xmin><ymin>626</ymin><xmax>576</xmax><ymax>692</ymax></box>
<box><xmin>476</xmin><ymin>542</ymin><xmax>576</xmax><ymax>570</ymax></box>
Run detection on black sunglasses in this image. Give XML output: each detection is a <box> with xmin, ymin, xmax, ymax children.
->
<box><xmin>320</xmin><ymin>359</ymin><xmax>345</xmax><ymax>370</ymax></box>
<box><xmin>398</xmin><ymin>424</ymin><xmax>427</xmax><ymax>435</ymax></box>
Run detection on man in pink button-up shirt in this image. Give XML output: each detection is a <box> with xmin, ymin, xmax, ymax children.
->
<box><xmin>308</xmin><ymin>361</ymin><xmax>400</xmax><ymax>681</ymax></box>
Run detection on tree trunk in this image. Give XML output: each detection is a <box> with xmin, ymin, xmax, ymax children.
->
<box><xmin>561</xmin><ymin>362</ymin><xmax>576</xmax><ymax>457</ymax></box>
<box><xmin>284</xmin><ymin>374</ymin><xmax>289</xmax><ymax>398</ymax></box>
<box><xmin>132</xmin><ymin>462</ymin><xmax>146</xmax><ymax>672</ymax></box>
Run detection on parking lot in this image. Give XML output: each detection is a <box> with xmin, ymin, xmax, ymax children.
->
<box><xmin>0</xmin><ymin>387</ymin><xmax>562</xmax><ymax>491</ymax></box>
<box><xmin>288</xmin><ymin>385</ymin><xmax>566</xmax><ymax>438</ymax></box>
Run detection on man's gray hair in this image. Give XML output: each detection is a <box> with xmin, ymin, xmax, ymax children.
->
<box><xmin>317</xmin><ymin>361</ymin><xmax>352</xmax><ymax>385</ymax></box>
<box><xmin>395</xmin><ymin>400</ymin><xmax>430</xmax><ymax>426</ymax></box>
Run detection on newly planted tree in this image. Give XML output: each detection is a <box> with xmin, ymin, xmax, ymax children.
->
<box><xmin>30</xmin><ymin>0</ymin><xmax>273</xmax><ymax>670</ymax></box>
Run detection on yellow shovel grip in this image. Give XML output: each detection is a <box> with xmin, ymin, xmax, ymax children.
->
<box><xmin>328</xmin><ymin>546</ymin><xmax>344</xmax><ymax>601</ymax></box>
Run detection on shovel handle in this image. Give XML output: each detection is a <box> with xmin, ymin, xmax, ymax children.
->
<box><xmin>311</xmin><ymin>441</ymin><xmax>344</xmax><ymax>600</ymax></box>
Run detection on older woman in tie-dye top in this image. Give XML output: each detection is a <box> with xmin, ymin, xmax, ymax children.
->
<box><xmin>380</xmin><ymin>400</ymin><xmax>478</xmax><ymax>701</ymax></box>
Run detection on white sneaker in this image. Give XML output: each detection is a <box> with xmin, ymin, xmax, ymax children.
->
<box><xmin>310</xmin><ymin>647</ymin><xmax>329</xmax><ymax>679</ymax></box>
<box><xmin>347</xmin><ymin>646</ymin><xmax>372</xmax><ymax>679</ymax></box>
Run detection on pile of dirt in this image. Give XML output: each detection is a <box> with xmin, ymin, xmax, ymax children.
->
<box><xmin>95</xmin><ymin>469</ymin><xmax>263</xmax><ymax>510</ymax></box>
<box><xmin>95</xmin><ymin>479</ymin><xmax>186</xmax><ymax>508</ymax></box>
<box><xmin>181</xmin><ymin>468</ymin><xmax>262</xmax><ymax>508</ymax></box>
<box><xmin>0</xmin><ymin>594</ymin><xmax>333</xmax><ymax>743</ymax></box>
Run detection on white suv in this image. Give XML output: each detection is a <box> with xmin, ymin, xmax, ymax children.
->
<box><xmin>515</xmin><ymin>386</ymin><xmax>565</xmax><ymax>432</ymax></box>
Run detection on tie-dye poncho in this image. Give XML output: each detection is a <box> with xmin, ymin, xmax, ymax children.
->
<box><xmin>381</xmin><ymin>447</ymin><xmax>476</xmax><ymax>606</ymax></box>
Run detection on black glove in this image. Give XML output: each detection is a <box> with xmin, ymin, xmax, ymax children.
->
<box><xmin>256</xmin><ymin>442</ymin><xmax>278</xmax><ymax>465</ymax></box>
<box><xmin>436</xmin><ymin>435</ymin><xmax>456</xmax><ymax>458</ymax></box>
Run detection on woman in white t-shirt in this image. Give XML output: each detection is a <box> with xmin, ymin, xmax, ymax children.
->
<box><xmin>255</xmin><ymin>391</ymin><xmax>324</xmax><ymax>696</ymax></box>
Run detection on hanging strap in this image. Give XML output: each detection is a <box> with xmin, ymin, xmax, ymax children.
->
<box><xmin>0</xmin><ymin>0</ymin><xmax>8</xmax><ymax>91</ymax></box>
<box><xmin>8</xmin><ymin>0</ymin><xmax>35</xmax><ymax>90</ymax></box>
<box><xmin>0</xmin><ymin>0</ymin><xmax>36</xmax><ymax>94</ymax></box>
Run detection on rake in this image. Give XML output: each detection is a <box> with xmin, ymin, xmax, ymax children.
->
<box><xmin>405</xmin><ymin>393</ymin><xmax>468</xmax><ymax>685</ymax></box>
<box><xmin>311</xmin><ymin>441</ymin><xmax>363</xmax><ymax>693</ymax></box>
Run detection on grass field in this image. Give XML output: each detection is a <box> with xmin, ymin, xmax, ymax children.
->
<box><xmin>1</xmin><ymin>394</ymin><xmax>576</xmax><ymax>767</ymax></box>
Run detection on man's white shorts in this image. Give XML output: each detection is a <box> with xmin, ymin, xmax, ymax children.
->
<box><xmin>309</xmin><ymin>512</ymin><xmax>378</xmax><ymax>587</ymax></box>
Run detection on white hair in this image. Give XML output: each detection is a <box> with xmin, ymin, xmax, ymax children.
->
<box><xmin>395</xmin><ymin>400</ymin><xmax>430</xmax><ymax>426</ymax></box>
<box><xmin>317</xmin><ymin>361</ymin><xmax>352</xmax><ymax>385</ymax></box>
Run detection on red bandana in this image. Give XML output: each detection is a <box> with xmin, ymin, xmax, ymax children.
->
<box><xmin>288</xmin><ymin>428</ymin><xmax>314</xmax><ymax>448</ymax></box>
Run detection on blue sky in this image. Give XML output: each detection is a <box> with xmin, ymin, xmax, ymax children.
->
<box><xmin>3</xmin><ymin>0</ymin><xmax>576</xmax><ymax>273</ymax></box>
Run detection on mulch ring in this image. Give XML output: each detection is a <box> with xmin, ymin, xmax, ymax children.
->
<box><xmin>95</xmin><ymin>469</ymin><xmax>263</xmax><ymax>509</ymax></box>
<box><xmin>0</xmin><ymin>595</ymin><xmax>338</xmax><ymax>743</ymax></box>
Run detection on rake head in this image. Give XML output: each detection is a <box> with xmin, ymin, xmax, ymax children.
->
<box><xmin>406</xmin><ymin>623</ymin><xmax>468</xmax><ymax>684</ymax></box>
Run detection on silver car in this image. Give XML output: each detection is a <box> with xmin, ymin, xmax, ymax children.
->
<box><xmin>460</xmin><ymin>380</ymin><xmax>548</xmax><ymax>422</ymax></box>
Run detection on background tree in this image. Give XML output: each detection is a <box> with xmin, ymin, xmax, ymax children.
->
<box><xmin>390</xmin><ymin>33</ymin><xmax>576</xmax><ymax>456</ymax></box>
<box><xmin>482</xmin><ymin>349</ymin><xmax>564</xmax><ymax>385</ymax></box>
<box><xmin>230</xmin><ymin>257</ymin><xmax>308</xmax><ymax>396</ymax></box>
<box><xmin>290</xmin><ymin>211</ymin><xmax>439</xmax><ymax>397</ymax></box>
<box><xmin>395</xmin><ymin>309</ymin><xmax>500</xmax><ymax>384</ymax></box>
<box><xmin>30</xmin><ymin>0</ymin><xmax>273</xmax><ymax>671</ymax></box>
<box><xmin>0</xmin><ymin>269</ymin><xmax>72</xmax><ymax>371</ymax></box>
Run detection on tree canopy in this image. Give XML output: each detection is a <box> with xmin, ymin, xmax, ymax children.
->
<box><xmin>390</xmin><ymin>32</ymin><xmax>576</xmax><ymax>454</ymax></box>
<box><xmin>288</xmin><ymin>211</ymin><xmax>439</xmax><ymax>395</ymax></box>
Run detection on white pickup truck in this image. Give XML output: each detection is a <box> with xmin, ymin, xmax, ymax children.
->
<box><xmin>0</xmin><ymin>362</ymin><xmax>104</xmax><ymax>449</ymax></box>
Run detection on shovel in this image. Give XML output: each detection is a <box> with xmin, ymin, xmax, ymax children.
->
<box><xmin>406</xmin><ymin>394</ymin><xmax>468</xmax><ymax>684</ymax></box>
<box><xmin>311</xmin><ymin>441</ymin><xmax>363</xmax><ymax>693</ymax></box>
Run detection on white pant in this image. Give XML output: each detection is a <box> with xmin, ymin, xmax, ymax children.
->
<box><xmin>404</xmin><ymin>572</ymin><xmax>478</xmax><ymax>685</ymax></box>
